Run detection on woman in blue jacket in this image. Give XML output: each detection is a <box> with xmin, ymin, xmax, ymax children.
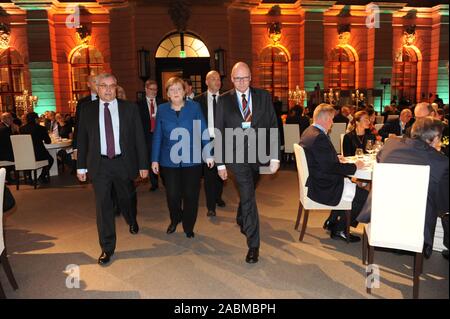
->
<box><xmin>152</xmin><ymin>77</ymin><xmax>213</xmax><ymax>238</ymax></box>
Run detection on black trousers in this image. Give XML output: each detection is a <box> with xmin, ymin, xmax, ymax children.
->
<box><xmin>161</xmin><ymin>165</ymin><xmax>202</xmax><ymax>233</ymax></box>
<box><xmin>203</xmin><ymin>163</ymin><xmax>224</xmax><ymax>211</ymax></box>
<box><xmin>329</xmin><ymin>185</ymin><xmax>369</xmax><ymax>232</ymax></box>
<box><xmin>147</xmin><ymin>132</ymin><xmax>159</xmax><ymax>187</ymax></box>
<box><xmin>229</xmin><ymin>163</ymin><xmax>261</xmax><ymax>249</ymax></box>
<box><xmin>91</xmin><ymin>157</ymin><xmax>137</xmax><ymax>254</ymax></box>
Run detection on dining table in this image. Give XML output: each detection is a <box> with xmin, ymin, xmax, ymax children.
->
<box><xmin>45</xmin><ymin>138</ymin><xmax>73</xmax><ymax>176</ymax></box>
<box><xmin>344</xmin><ymin>154</ymin><xmax>376</xmax><ymax>180</ymax></box>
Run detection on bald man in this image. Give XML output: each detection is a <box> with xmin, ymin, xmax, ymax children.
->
<box><xmin>215</xmin><ymin>62</ymin><xmax>280</xmax><ymax>263</ymax></box>
<box><xmin>404</xmin><ymin>102</ymin><xmax>437</xmax><ymax>137</ymax></box>
<box><xmin>194</xmin><ymin>71</ymin><xmax>226</xmax><ymax>217</ymax></box>
<box><xmin>379</xmin><ymin>108</ymin><xmax>413</xmax><ymax>139</ymax></box>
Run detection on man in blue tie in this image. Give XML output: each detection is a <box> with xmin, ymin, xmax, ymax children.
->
<box><xmin>77</xmin><ymin>73</ymin><xmax>149</xmax><ymax>265</ymax></box>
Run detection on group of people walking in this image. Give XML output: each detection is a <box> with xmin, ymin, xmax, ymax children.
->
<box><xmin>75</xmin><ymin>62</ymin><xmax>280</xmax><ymax>266</ymax></box>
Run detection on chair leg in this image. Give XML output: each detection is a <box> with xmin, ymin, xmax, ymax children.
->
<box><xmin>362</xmin><ymin>228</ymin><xmax>368</xmax><ymax>265</ymax></box>
<box><xmin>15</xmin><ymin>170</ymin><xmax>19</xmax><ymax>190</ymax></box>
<box><xmin>345</xmin><ymin>210</ymin><xmax>351</xmax><ymax>244</ymax></box>
<box><xmin>0</xmin><ymin>250</ymin><xmax>18</xmax><ymax>290</ymax></box>
<box><xmin>294</xmin><ymin>201</ymin><xmax>304</xmax><ymax>230</ymax></box>
<box><xmin>413</xmin><ymin>253</ymin><xmax>423</xmax><ymax>299</ymax></box>
<box><xmin>366</xmin><ymin>245</ymin><xmax>375</xmax><ymax>294</ymax></box>
<box><xmin>0</xmin><ymin>280</ymin><xmax>5</xmax><ymax>299</ymax></box>
<box><xmin>299</xmin><ymin>209</ymin><xmax>310</xmax><ymax>242</ymax></box>
<box><xmin>33</xmin><ymin>170</ymin><xmax>37</xmax><ymax>189</ymax></box>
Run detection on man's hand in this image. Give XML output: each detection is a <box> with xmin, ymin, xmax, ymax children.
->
<box><xmin>269</xmin><ymin>160</ymin><xmax>280</xmax><ymax>174</ymax></box>
<box><xmin>151</xmin><ymin>162</ymin><xmax>159</xmax><ymax>175</ymax></box>
<box><xmin>218</xmin><ymin>168</ymin><xmax>227</xmax><ymax>180</ymax></box>
<box><xmin>338</xmin><ymin>155</ymin><xmax>347</xmax><ymax>163</ymax></box>
<box><xmin>77</xmin><ymin>172</ymin><xmax>86</xmax><ymax>182</ymax></box>
<box><xmin>206</xmin><ymin>158</ymin><xmax>215</xmax><ymax>169</ymax></box>
<box><xmin>140</xmin><ymin>169</ymin><xmax>149</xmax><ymax>179</ymax></box>
<box><xmin>72</xmin><ymin>149</ymin><xmax>78</xmax><ymax>160</ymax></box>
<box><xmin>355</xmin><ymin>160</ymin><xmax>365</xmax><ymax>170</ymax></box>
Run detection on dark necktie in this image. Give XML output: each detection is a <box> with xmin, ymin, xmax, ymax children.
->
<box><xmin>212</xmin><ymin>94</ymin><xmax>217</xmax><ymax>109</ymax></box>
<box><xmin>150</xmin><ymin>99</ymin><xmax>155</xmax><ymax>132</ymax></box>
<box><xmin>242</xmin><ymin>94</ymin><xmax>251</xmax><ymax>121</ymax></box>
<box><xmin>104</xmin><ymin>102</ymin><xmax>115</xmax><ymax>159</ymax></box>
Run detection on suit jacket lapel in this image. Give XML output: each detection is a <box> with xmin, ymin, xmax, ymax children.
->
<box><xmin>93</xmin><ymin>100</ymin><xmax>101</xmax><ymax>153</ymax></box>
<box><xmin>118</xmin><ymin>100</ymin><xmax>125</xmax><ymax>149</ymax></box>
<box><xmin>229</xmin><ymin>90</ymin><xmax>244</xmax><ymax>121</ymax></box>
<box><xmin>249</xmin><ymin>87</ymin><xmax>260</xmax><ymax>125</ymax></box>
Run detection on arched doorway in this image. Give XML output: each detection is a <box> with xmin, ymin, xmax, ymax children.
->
<box><xmin>0</xmin><ymin>47</ymin><xmax>25</xmax><ymax>113</ymax></box>
<box><xmin>155</xmin><ymin>32</ymin><xmax>211</xmax><ymax>99</ymax></box>
<box><xmin>328</xmin><ymin>46</ymin><xmax>357</xmax><ymax>90</ymax></box>
<box><xmin>69</xmin><ymin>45</ymin><xmax>104</xmax><ymax>100</ymax></box>
<box><xmin>259</xmin><ymin>45</ymin><xmax>289</xmax><ymax>110</ymax></box>
<box><xmin>392</xmin><ymin>46</ymin><xmax>419</xmax><ymax>104</ymax></box>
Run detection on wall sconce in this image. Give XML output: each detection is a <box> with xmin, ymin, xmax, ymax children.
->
<box><xmin>214</xmin><ymin>47</ymin><xmax>226</xmax><ymax>77</ymax></box>
<box><xmin>137</xmin><ymin>47</ymin><xmax>150</xmax><ymax>84</ymax></box>
<box><xmin>268</xmin><ymin>22</ymin><xmax>282</xmax><ymax>44</ymax></box>
<box><xmin>0</xmin><ymin>23</ymin><xmax>11</xmax><ymax>49</ymax></box>
<box><xmin>76</xmin><ymin>25</ymin><xmax>91</xmax><ymax>46</ymax></box>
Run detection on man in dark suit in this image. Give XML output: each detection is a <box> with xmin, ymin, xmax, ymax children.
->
<box><xmin>194</xmin><ymin>70</ymin><xmax>226</xmax><ymax>217</ymax></box>
<box><xmin>379</xmin><ymin>108</ymin><xmax>412</xmax><ymax>139</ymax></box>
<box><xmin>358</xmin><ymin>117</ymin><xmax>449</xmax><ymax>259</ymax></box>
<box><xmin>333</xmin><ymin>106</ymin><xmax>350</xmax><ymax>125</ymax></box>
<box><xmin>19</xmin><ymin>112</ymin><xmax>54</xmax><ymax>183</ymax></box>
<box><xmin>215</xmin><ymin>62</ymin><xmax>280</xmax><ymax>264</ymax></box>
<box><xmin>137</xmin><ymin>79</ymin><xmax>166</xmax><ymax>191</ymax></box>
<box><xmin>72</xmin><ymin>74</ymin><xmax>99</xmax><ymax>151</ymax></box>
<box><xmin>300</xmin><ymin>104</ymin><xmax>367</xmax><ymax>242</ymax></box>
<box><xmin>77</xmin><ymin>73</ymin><xmax>149</xmax><ymax>265</ymax></box>
<box><xmin>0</xmin><ymin>112</ymin><xmax>17</xmax><ymax>183</ymax></box>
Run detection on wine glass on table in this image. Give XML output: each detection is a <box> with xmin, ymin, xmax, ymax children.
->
<box><xmin>365</xmin><ymin>140</ymin><xmax>374</xmax><ymax>155</ymax></box>
<box><xmin>355</xmin><ymin>148</ymin><xmax>364</xmax><ymax>160</ymax></box>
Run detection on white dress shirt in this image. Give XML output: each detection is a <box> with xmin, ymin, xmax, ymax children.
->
<box><xmin>99</xmin><ymin>99</ymin><xmax>121</xmax><ymax>156</ymax></box>
<box><xmin>235</xmin><ymin>88</ymin><xmax>252</xmax><ymax>119</ymax></box>
<box><xmin>207</xmin><ymin>91</ymin><xmax>218</xmax><ymax>138</ymax></box>
<box><xmin>146</xmin><ymin>96</ymin><xmax>158</xmax><ymax>119</ymax></box>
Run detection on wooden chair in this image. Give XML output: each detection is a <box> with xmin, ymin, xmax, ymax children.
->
<box><xmin>293</xmin><ymin>144</ymin><xmax>353</xmax><ymax>242</ymax></box>
<box><xmin>362</xmin><ymin>163</ymin><xmax>429</xmax><ymax>299</ymax></box>
<box><xmin>0</xmin><ymin>168</ymin><xmax>19</xmax><ymax>298</ymax></box>
<box><xmin>10</xmin><ymin>135</ymin><xmax>48</xmax><ymax>190</ymax></box>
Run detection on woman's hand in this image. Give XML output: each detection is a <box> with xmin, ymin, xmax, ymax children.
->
<box><xmin>151</xmin><ymin>162</ymin><xmax>160</xmax><ymax>175</ymax></box>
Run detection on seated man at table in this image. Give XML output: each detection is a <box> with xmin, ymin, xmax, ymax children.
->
<box><xmin>378</xmin><ymin>108</ymin><xmax>413</xmax><ymax>140</ymax></box>
<box><xmin>300</xmin><ymin>103</ymin><xmax>367</xmax><ymax>242</ymax></box>
<box><xmin>19</xmin><ymin>112</ymin><xmax>54</xmax><ymax>184</ymax></box>
<box><xmin>358</xmin><ymin>117</ymin><xmax>449</xmax><ymax>258</ymax></box>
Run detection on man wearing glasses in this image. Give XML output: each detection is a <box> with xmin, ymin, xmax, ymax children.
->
<box><xmin>215</xmin><ymin>62</ymin><xmax>280</xmax><ymax>264</ymax></box>
<box><xmin>77</xmin><ymin>73</ymin><xmax>149</xmax><ymax>266</ymax></box>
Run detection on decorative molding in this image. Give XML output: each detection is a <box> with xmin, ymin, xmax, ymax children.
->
<box><xmin>0</xmin><ymin>23</ymin><xmax>11</xmax><ymax>49</ymax></box>
<box><xmin>168</xmin><ymin>0</ymin><xmax>191</xmax><ymax>32</ymax></box>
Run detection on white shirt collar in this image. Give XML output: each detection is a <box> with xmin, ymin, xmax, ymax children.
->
<box><xmin>235</xmin><ymin>88</ymin><xmax>250</xmax><ymax>99</ymax></box>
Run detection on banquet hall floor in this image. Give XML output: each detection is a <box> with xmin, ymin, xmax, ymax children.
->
<box><xmin>2</xmin><ymin>166</ymin><xmax>448</xmax><ymax>299</ymax></box>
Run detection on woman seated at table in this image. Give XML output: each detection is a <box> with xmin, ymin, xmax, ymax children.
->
<box><xmin>342</xmin><ymin>110</ymin><xmax>376</xmax><ymax>156</ymax></box>
<box><xmin>56</xmin><ymin>113</ymin><xmax>73</xmax><ymax>139</ymax></box>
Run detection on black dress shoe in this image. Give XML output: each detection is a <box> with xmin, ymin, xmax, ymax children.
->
<box><xmin>129</xmin><ymin>222</ymin><xmax>139</xmax><ymax>234</ymax></box>
<box><xmin>216</xmin><ymin>199</ymin><xmax>226</xmax><ymax>207</ymax></box>
<box><xmin>246</xmin><ymin>247</ymin><xmax>259</xmax><ymax>264</ymax></box>
<box><xmin>442</xmin><ymin>249</ymin><xmax>449</xmax><ymax>260</ymax></box>
<box><xmin>98</xmin><ymin>251</ymin><xmax>113</xmax><ymax>265</ymax></box>
<box><xmin>186</xmin><ymin>232</ymin><xmax>195</xmax><ymax>238</ymax></box>
<box><xmin>423</xmin><ymin>243</ymin><xmax>433</xmax><ymax>259</ymax></box>
<box><xmin>166</xmin><ymin>223</ymin><xmax>177</xmax><ymax>234</ymax></box>
<box><xmin>322</xmin><ymin>219</ymin><xmax>335</xmax><ymax>231</ymax></box>
<box><xmin>330</xmin><ymin>230</ymin><xmax>361</xmax><ymax>243</ymax></box>
<box><xmin>207</xmin><ymin>210</ymin><xmax>216</xmax><ymax>217</ymax></box>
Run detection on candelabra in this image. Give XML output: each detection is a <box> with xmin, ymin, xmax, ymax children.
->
<box><xmin>323</xmin><ymin>88</ymin><xmax>340</xmax><ymax>105</ymax></box>
<box><xmin>15</xmin><ymin>90</ymin><xmax>38</xmax><ymax>116</ymax></box>
<box><xmin>351</xmin><ymin>89</ymin><xmax>365</xmax><ymax>109</ymax></box>
<box><xmin>288</xmin><ymin>85</ymin><xmax>307</xmax><ymax>105</ymax></box>
<box><xmin>68</xmin><ymin>96</ymin><xmax>78</xmax><ymax>115</ymax></box>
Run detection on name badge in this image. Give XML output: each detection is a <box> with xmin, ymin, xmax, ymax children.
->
<box><xmin>241</xmin><ymin>122</ymin><xmax>251</xmax><ymax>129</ymax></box>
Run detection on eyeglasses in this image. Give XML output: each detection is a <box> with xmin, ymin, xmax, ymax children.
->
<box><xmin>98</xmin><ymin>84</ymin><xmax>117</xmax><ymax>90</ymax></box>
<box><xmin>233</xmin><ymin>76</ymin><xmax>251</xmax><ymax>83</ymax></box>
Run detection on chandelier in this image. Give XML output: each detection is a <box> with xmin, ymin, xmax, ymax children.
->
<box><xmin>15</xmin><ymin>90</ymin><xmax>38</xmax><ymax>116</ymax></box>
<box><xmin>288</xmin><ymin>85</ymin><xmax>307</xmax><ymax>105</ymax></box>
